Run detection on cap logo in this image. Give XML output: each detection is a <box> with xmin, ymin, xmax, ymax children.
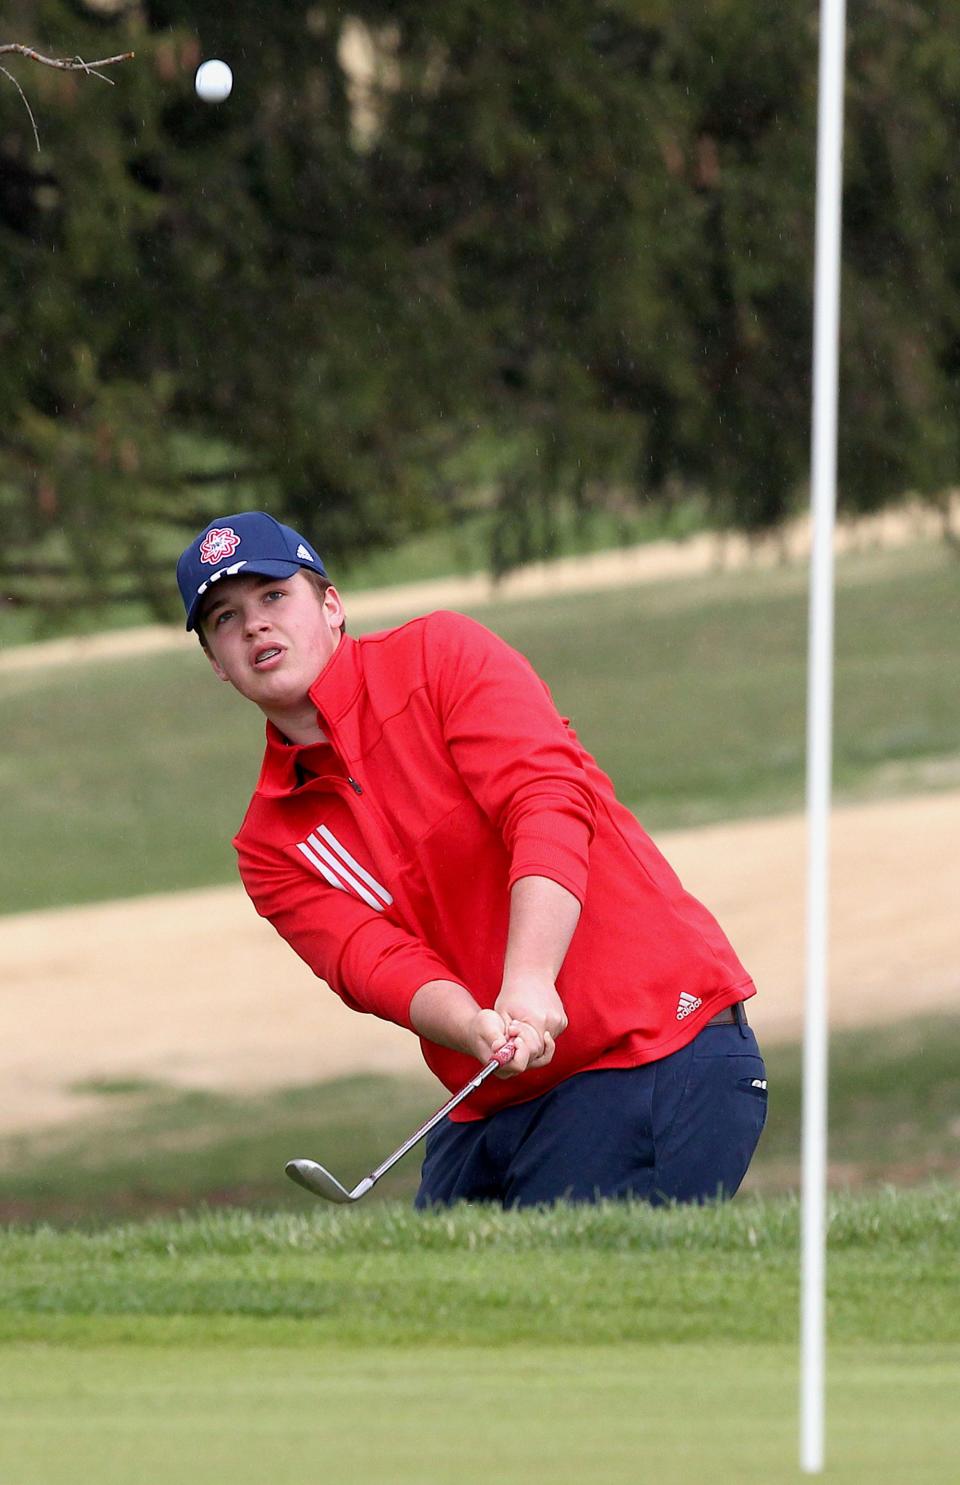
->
<box><xmin>296</xmin><ymin>543</ymin><xmax>313</xmax><ymax>561</ymax></box>
<box><xmin>199</xmin><ymin>527</ymin><xmax>241</xmax><ymax>565</ymax></box>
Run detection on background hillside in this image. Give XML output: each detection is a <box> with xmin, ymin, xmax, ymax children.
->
<box><xmin>2</xmin><ymin>535</ymin><xmax>957</xmax><ymax>1217</ymax></box>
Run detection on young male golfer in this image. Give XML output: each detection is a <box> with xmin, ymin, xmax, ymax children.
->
<box><xmin>177</xmin><ymin>511</ymin><xmax>768</xmax><ymax>1208</ymax></box>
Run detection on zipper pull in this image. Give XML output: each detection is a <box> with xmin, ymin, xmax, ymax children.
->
<box><xmin>347</xmin><ymin>776</ymin><xmax>363</xmax><ymax>795</ymax></box>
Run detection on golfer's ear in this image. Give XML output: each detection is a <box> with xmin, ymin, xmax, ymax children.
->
<box><xmin>323</xmin><ymin>584</ymin><xmax>346</xmax><ymax>627</ymax></box>
<box><xmin>204</xmin><ymin>646</ymin><xmax>230</xmax><ymax>683</ymax></box>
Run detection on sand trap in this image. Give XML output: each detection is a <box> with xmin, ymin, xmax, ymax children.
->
<box><xmin>3</xmin><ymin>789</ymin><xmax>956</xmax><ymax>1137</ymax></box>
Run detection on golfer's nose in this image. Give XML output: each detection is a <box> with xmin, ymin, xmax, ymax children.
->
<box><xmin>243</xmin><ymin>607</ymin><xmax>270</xmax><ymax>636</ymax></box>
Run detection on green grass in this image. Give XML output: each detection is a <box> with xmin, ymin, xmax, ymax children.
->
<box><xmin>489</xmin><ymin>540</ymin><xmax>960</xmax><ymax>830</ymax></box>
<box><xmin>2</xmin><ymin>1016</ymin><xmax>958</xmax><ymax>1226</ymax></box>
<box><xmin>754</xmin><ymin>1015</ymin><xmax>960</xmax><ymax>1191</ymax></box>
<box><xmin>1</xmin><ymin>1190</ymin><xmax>958</xmax><ymax>1343</ymax></box>
<box><xmin>0</xmin><ymin>1073</ymin><xmax>439</xmax><ymax>1225</ymax></box>
<box><xmin>0</xmin><ymin>1192</ymin><xmax>958</xmax><ymax>1483</ymax></box>
<box><xmin>1</xmin><ymin>541</ymin><xmax>958</xmax><ymax>913</ymax></box>
<box><xmin>0</xmin><ymin>1340</ymin><xmax>957</xmax><ymax>1484</ymax></box>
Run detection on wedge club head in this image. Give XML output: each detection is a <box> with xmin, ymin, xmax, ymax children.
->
<box><xmin>285</xmin><ymin>1043</ymin><xmax>516</xmax><ymax>1205</ymax></box>
<box><xmin>285</xmin><ymin>1159</ymin><xmax>374</xmax><ymax>1204</ymax></box>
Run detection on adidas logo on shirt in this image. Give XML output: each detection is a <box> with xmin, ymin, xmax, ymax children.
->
<box><xmin>676</xmin><ymin>992</ymin><xmax>702</xmax><ymax>1021</ymax></box>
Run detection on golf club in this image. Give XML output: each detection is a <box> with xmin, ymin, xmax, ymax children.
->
<box><xmin>285</xmin><ymin>1041</ymin><xmax>517</xmax><ymax>1203</ymax></box>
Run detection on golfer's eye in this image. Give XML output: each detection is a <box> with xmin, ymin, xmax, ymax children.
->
<box><xmin>264</xmin><ymin>589</ymin><xmax>285</xmax><ymax>603</ymax></box>
<box><xmin>213</xmin><ymin>608</ymin><xmax>234</xmax><ymax>627</ymax></box>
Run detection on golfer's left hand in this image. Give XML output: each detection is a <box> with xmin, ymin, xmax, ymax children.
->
<box><xmin>495</xmin><ymin>974</ymin><xmax>568</xmax><ymax>1069</ymax></box>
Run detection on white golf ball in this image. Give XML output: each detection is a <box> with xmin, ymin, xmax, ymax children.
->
<box><xmin>195</xmin><ymin>60</ymin><xmax>233</xmax><ymax>104</ymax></box>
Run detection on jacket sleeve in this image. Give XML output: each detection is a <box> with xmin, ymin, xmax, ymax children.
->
<box><xmin>236</xmin><ymin>840</ymin><xmax>462</xmax><ymax>1030</ymax></box>
<box><xmin>422</xmin><ymin>612</ymin><xmax>597</xmax><ymax>903</ymax></box>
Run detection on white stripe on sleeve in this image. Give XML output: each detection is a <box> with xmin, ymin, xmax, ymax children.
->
<box><xmin>303</xmin><ymin>833</ymin><xmax>386</xmax><ymax>912</ymax></box>
<box><xmin>316</xmin><ymin>825</ymin><xmax>394</xmax><ymax>906</ymax></box>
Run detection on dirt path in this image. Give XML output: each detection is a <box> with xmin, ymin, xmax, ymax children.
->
<box><xmin>3</xmin><ymin>789</ymin><xmax>957</xmax><ymax>1137</ymax></box>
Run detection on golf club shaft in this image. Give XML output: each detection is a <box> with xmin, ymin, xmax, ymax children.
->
<box><xmin>366</xmin><ymin>1050</ymin><xmax>511</xmax><ymax>1187</ymax></box>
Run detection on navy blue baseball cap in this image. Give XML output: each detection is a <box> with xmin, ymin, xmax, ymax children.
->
<box><xmin>176</xmin><ymin>511</ymin><xmax>328</xmax><ymax>631</ymax></box>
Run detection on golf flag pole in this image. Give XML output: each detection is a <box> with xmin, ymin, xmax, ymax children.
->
<box><xmin>801</xmin><ymin>0</ymin><xmax>848</xmax><ymax>1473</ymax></box>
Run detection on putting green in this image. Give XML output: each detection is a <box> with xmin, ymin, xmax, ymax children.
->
<box><xmin>1</xmin><ymin>1341</ymin><xmax>957</xmax><ymax>1484</ymax></box>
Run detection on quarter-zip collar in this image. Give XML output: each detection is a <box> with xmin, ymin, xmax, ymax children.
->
<box><xmin>255</xmin><ymin>635</ymin><xmax>368</xmax><ymax>798</ymax></box>
<box><xmin>307</xmin><ymin>630</ymin><xmax>368</xmax><ymax>748</ymax></box>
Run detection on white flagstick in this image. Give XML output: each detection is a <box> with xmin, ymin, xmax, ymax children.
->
<box><xmin>802</xmin><ymin>0</ymin><xmax>848</xmax><ymax>1473</ymax></box>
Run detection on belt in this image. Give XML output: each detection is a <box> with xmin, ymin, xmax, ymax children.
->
<box><xmin>706</xmin><ymin>1004</ymin><xmax>746</xmax><ymax>1027</ymax></box>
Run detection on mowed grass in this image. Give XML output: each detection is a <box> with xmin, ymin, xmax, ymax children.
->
<box><xmin>1</xmin><ymin>541</ymin><xmax>958</xmax><ymax>912</ymax></box>
<box><xmin>2</xmin><ymin>1341</ymin><xmax>958</xmax><ymax>1485</ymax></box>
<box><xmin>2</xmin><ymin>1015</ymin><xmax>959</xmax><ymax>1225</ymax></box>
<box><xmin>1</xmin><ymin>1191</ymin><xmax>959</xmax><ymax>1484</ymax></box>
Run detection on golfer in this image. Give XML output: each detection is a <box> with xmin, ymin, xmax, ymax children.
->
<box><xmin>177</xmin><ymin>511</ymin><xmax>768</xmax><ymax>1208</ymax></box>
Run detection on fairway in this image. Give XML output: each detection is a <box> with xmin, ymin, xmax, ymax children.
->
<box><xmin>2</xmin><ymin>1340</ymin><xmax>959</xmax><ymax>1485</ymax></box>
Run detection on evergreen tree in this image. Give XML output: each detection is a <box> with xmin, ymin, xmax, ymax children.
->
<box><xmin>2</xmin><ymin>1</ymin><xmax>958</xmax><ymax>627</ymax></box>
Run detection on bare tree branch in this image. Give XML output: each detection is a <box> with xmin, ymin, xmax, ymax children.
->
<box><xmin>0</xmin><ymin>42</ymin><xmax>135</xmax><ymax>150</ymax></box>
<box><xmin>0</xmin><ymin>44</ymin><xmax>135</xmax><ymax>77</ymax></box>
<box><xmin>0</xmin><ymin>63</ymin><xmax>39</xmax><ymax>150</ymax></box>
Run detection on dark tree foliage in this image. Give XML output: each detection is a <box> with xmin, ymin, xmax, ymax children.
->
<box><xmin>1</xmin><ymin>0</ymin><xmax>958</xmax><ymax>624</ymax></box>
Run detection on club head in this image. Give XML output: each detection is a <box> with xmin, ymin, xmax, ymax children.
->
<box><xmin>285</xmin><ymin>1158</ymin><xmax>353</xmax><ymax>1202</ymax></box>
<box><xmin>285</xmin><ymin>1159</ymin><xmax>374</xmax><ymax>1204</ymax></box>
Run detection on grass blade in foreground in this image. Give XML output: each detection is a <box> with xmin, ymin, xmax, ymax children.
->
<box><xmin>1</xmin><ymin>1188</ymin><xmax>958</xmax><ymax>1347</ymax></box>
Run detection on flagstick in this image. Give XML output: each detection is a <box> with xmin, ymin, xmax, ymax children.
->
<box><xmin>801</xmin><ymin>0</ymin><xmax>848</xmax><ymax>1473</ymax></box>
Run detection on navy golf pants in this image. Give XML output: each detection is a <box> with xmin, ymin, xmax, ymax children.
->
<box><xmin>415</xmin><ymin>1014</ymin><xmax>767</xmax><ymax>1209</ymax></box>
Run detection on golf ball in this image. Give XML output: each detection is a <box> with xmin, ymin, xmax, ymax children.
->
<box><xmin>195</xmin><ymin>59</ymin><xmax>233</xmax><ymax>104</ymax></box>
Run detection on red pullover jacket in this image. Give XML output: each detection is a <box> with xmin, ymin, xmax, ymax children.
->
<box><xmin>235</xmin><ymin>610</ymin><xmax>756</xmax><ymax>1119</ymax></box>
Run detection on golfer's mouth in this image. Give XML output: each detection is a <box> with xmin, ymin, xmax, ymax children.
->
<box><xmin>253</xmin><ymin>645</ymin><xmax>284</xmax><ymax>669</ymax></box>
